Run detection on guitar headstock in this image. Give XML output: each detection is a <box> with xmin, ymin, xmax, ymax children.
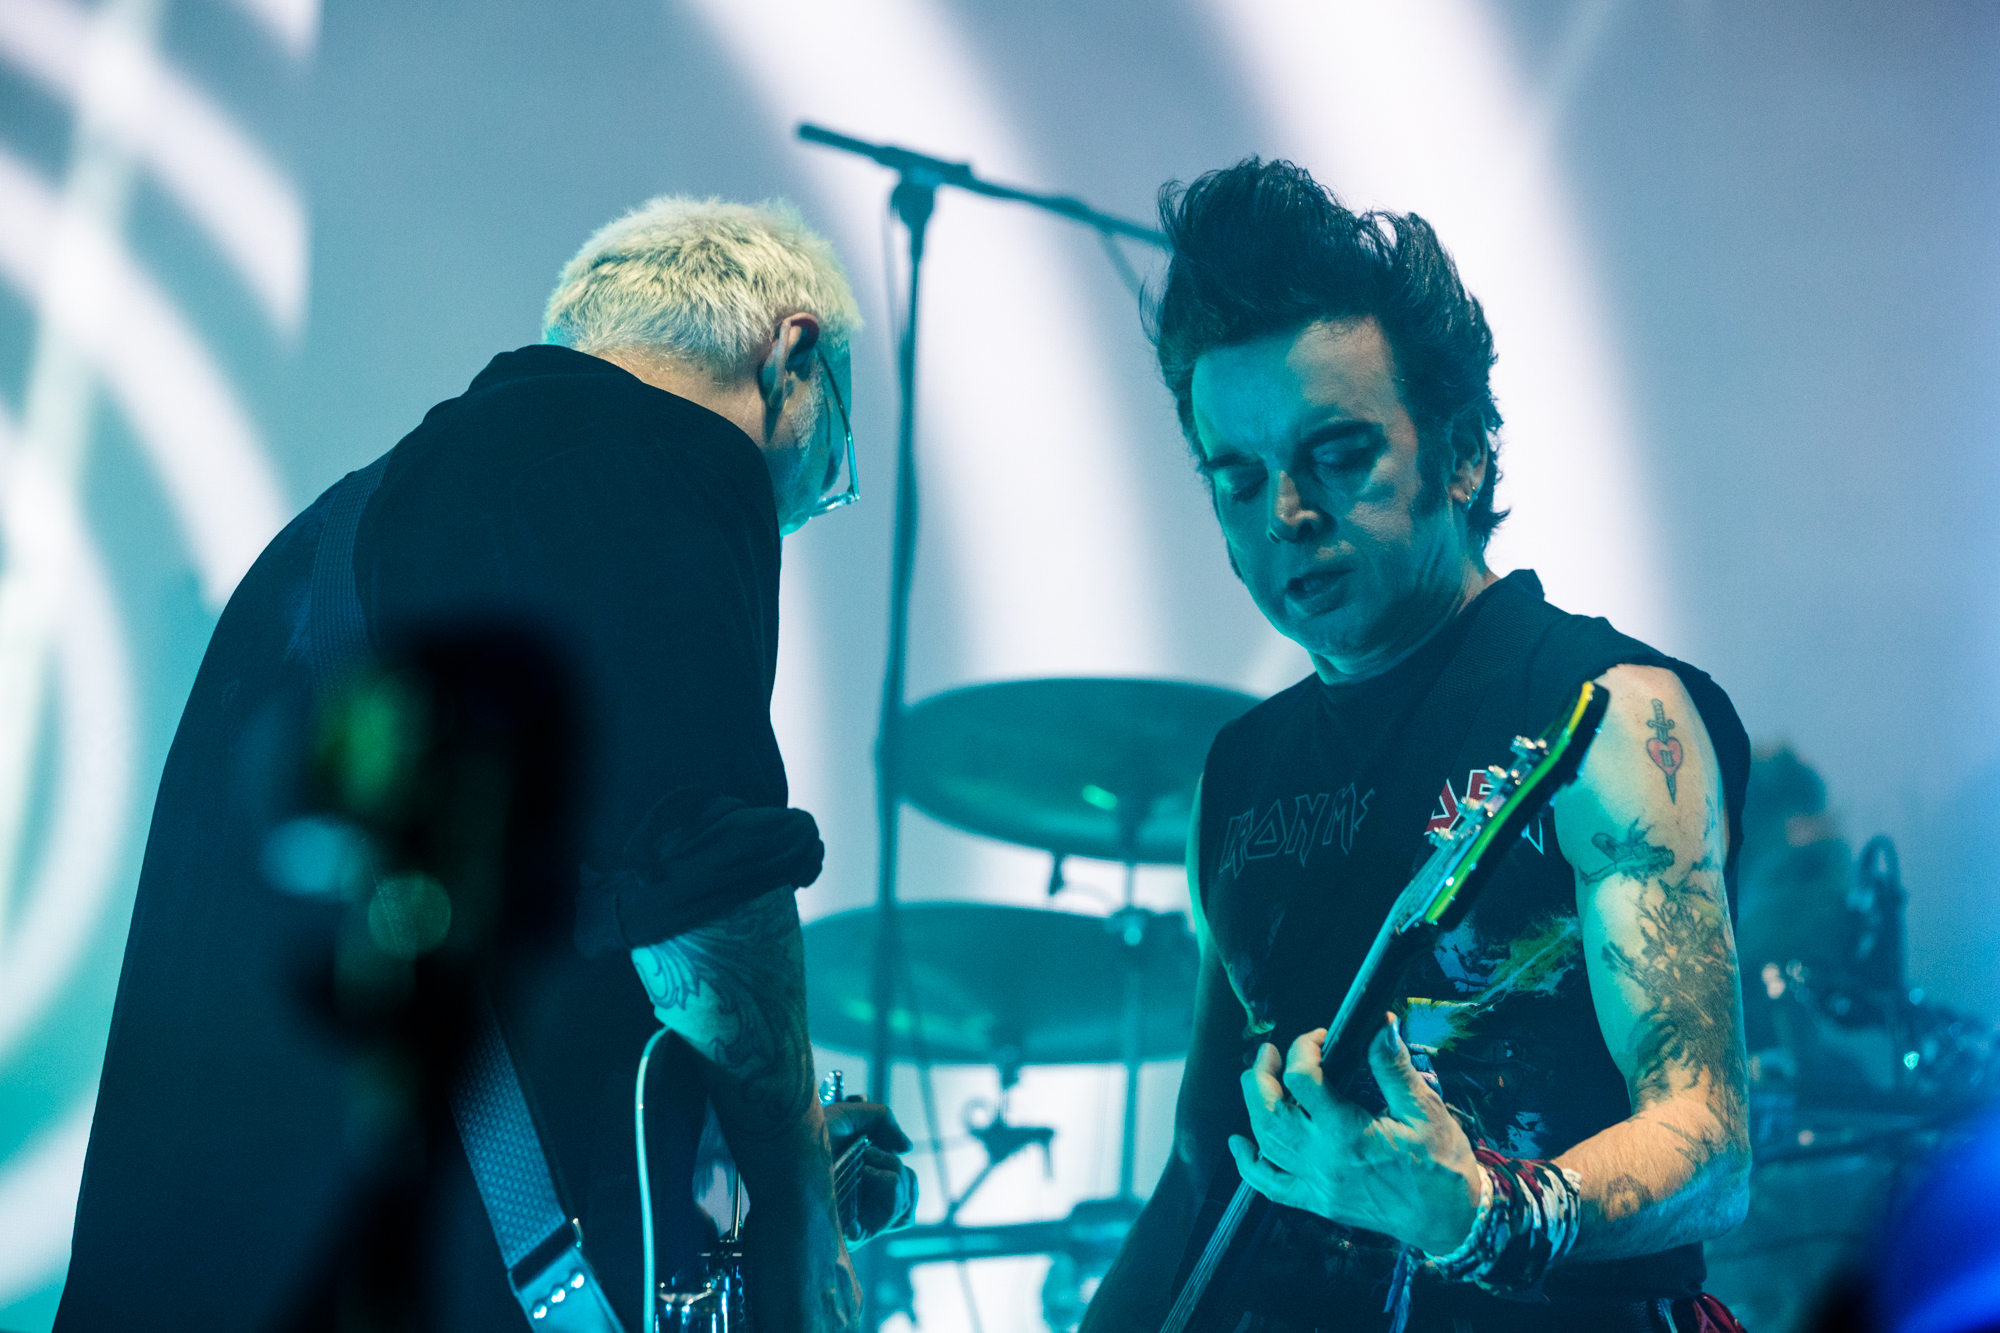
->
<box><xmin>1390</xmin><ymin>680</ymin><xmax>1611</xmax><ymax>935</ymax></box>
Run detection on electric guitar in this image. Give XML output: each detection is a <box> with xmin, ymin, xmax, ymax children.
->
<box><xmin>656</xmin><ymin>1073</ymin><xmax>873</xmax><ymax>1332</ymax></box>
<box><xmin>1159</xmin><ymin>680</ymin><xmax>1611</xmax><ymax>1333</ymax></box>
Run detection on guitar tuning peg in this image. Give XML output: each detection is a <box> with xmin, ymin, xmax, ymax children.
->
<box><xmin>1509</xmin><ymin>736</ymin><xmax>1544</xmax><ymax>759</ymax></box>
<box><xmin>1426</xmin><ymin>828</ymin><xmax>1454</xmax><ymax>849</ymax></box>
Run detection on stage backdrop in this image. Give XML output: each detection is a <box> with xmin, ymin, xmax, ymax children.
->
<box><xmin>1</xmin><ymin>2</ymin><xmax>1994</xmax><ymax>1329</ymax></box>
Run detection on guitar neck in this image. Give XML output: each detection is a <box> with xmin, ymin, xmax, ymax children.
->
<box><xmin>1320</xmin><ymin>911</ymin><xmax>1404</xmax><ymax>1062</ymax></box>
<box><xmin>832</xmin><ymin>1136</ymin><xmax>867</xmax><ymax>1220</ymax></box>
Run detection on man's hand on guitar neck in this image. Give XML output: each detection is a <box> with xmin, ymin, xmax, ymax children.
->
<box><xmin>822</xmin><ymin>1098</ymin><xmax>920</xmax><ymax>1244</ymax></box>
<box><xmin>1228</xmin><ymin>1014</ymin><xmax>1485</xmax><ymax>1256</ymax></box>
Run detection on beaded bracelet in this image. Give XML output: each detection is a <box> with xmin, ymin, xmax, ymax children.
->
<box><xmin>1422</xmin><ymin>1147</ymin><xmax>1584</xmax><ymax>1300</ymax></box>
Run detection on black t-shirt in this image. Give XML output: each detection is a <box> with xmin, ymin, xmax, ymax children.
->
<box><xmin>1195</xmin><ymin>572</ymin><xmax>1750</xmax><ymax>1329</ymax></box>
<box><xmin>60</xmin><ymin>346</ymin><xmax>785</xmax><ymax>1332</ymax></box>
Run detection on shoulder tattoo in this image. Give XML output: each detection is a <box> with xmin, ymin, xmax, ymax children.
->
<box><xmin>1644</xmin><ymin>698</ymin><xmax>1684</xmax><ymax>803</ymax></box>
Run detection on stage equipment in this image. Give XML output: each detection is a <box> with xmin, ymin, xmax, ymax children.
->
<box><xmin>898</xmin><ymin>679</ymin><xmax>1257</xmax><ymax>868</ymax></box>
<box><xmin>879</xmin><ymin>675</ymin><xmax>1253</xmax><ymax>1206</ymax></box>
<box><xmin>869</xmin><ymin>1197</ymin><xmax>1145</xmax><ymax>1332</ymax></box>
<box><xmin>803</xmin><ymin>903</ymin><xmax>1198</xmax><ymax>1068</ymax></box>
<box><xmin>1747</xmin><ymin>833</ymin><xmax>1997</xmax><ymax>1104</ymax></box>
<box><xmin>804</xmin><ymin>901</ymin><xmax>1190</xmax><ymax>1329</ymax></box>
<box><xmin>794</xmin><ymin>121</ymin><xmax>1167</xmax><ymax>1106</ymax></box>
<box><xmin>1705</xmin><ymin>1107</ymin><xmax>1982</xmax><ymax>1333</ymax></box>
<box><xmin>1715</xmin><ymin>829</ymin><xmax>1999</xmax><ymax>1332</ymax></box>
<box><xmin>656</xmin><ymin>1075</ymin><xmax>873</xmax><ymax>1331</ymax></box>
<box><xmin>798</xmin><ymin>125</ymin><xmax>1173</xmax><ymax>1329</ymax></box>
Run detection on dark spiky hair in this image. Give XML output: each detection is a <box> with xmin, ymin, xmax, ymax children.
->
<box><xmin>1150</xmin><ymin>158</ymin><xmax>1506</xmax><ymax>552</ymax></box>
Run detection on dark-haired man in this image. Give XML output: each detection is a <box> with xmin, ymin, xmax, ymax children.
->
<box><xmin>1083</xmin><ymin>161</ymin><xmax>1752</xmax><ymax>1332</ymax></box>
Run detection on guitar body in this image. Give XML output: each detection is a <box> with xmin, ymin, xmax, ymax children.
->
<box><xmin>658</xmin><ymin>1135</ymin><xmax>869</xmax><ymax>1331</ymax></box>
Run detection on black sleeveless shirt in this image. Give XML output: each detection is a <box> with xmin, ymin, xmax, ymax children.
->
<box><xmin>1196</xmin><ymin>571</ymin><xmax>1750</xmax><ymax>1326</ymax></box>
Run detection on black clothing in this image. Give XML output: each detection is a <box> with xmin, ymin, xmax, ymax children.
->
<box><xmin>1191</xmin><ymin>571</ymin><xmax>1750</xmax><ymax>1330</ymax></box>
<box><xmin>60</xmin><ymin>346</ymin><xmax>791</xmax><ymax>1332</ymax></box>
<box><xmin>574</xmin><ymin>789</ymin><xmax>824</xmax><ymax>960</ymax></box>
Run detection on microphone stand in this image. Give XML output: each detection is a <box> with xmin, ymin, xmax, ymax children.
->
<box><xmin>797</xmin><ymin>124</ymin><xmax>1164</xmax><ymax>1329</ymax></box>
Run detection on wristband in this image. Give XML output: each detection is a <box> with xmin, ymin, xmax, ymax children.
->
<box><xmin>1422</xmin><ymin>1162</ymin><xmax>1496</xmax><ymax>1279</ymax></box>
<box><xmin>1422</xmin><ymin>1148</ymin><xmax>1583</xmax><ymax>1300</ymax></box>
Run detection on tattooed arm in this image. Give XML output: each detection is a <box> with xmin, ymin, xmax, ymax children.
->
<box><xmin>1551</xmin><ymin>665</ymin><xmax>1751</xmax><ymax>1260</ymax></box>
<box><xmin>632</xmin><ymin>888</ymin><xmax>858</xmax><ymax>1329</ymax></box>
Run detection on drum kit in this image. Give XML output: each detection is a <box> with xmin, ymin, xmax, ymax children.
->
<box><xmin>800</xmin><ymin>678</ymin><xmax>1256</xmax><ymax>1331</ymax></box>
<box><xmin>772</xmin><ymin>126</ymin><xmax>1246</xmax><ymax>1331</ymax></box>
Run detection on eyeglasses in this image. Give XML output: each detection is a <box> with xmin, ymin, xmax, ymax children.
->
<box><xmin>808</xmin><ymin>348</ymin><xmax>859</xmax><ymax>518</ymax></box>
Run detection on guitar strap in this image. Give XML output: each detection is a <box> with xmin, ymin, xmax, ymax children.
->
<box><xmin>305</xmin><ymin>454</ymin><xmax>628</xmax><ymax>1333</ymax></box>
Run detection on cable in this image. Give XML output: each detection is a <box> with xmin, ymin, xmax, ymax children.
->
<box><xmin>634</xmin><ymin>1023</ymin><xmax>671</xmax><ymax>1331</ymax></box>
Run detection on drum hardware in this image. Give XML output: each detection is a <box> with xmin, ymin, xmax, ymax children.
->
<box><xmin>1745</xmin><ymin>831</ymin><xmax>1997</xmax><ymax>1106</ymax></box>
<box><xmin>897</xmin><ymin>678</ymin><xmax>1257</xmax><ymax>868</ymax></box>
<box><xmin>797</xmin><ymin>123</ymin><xmax>1215</xmax><ymax>1330</ymax></box>
<box><xmin>1107</xmin><ymin>903</ymin><xmax>1150</xmax><ymax>1200</ymax></box>
<box><xmin>945</xmin><ymin>1085</ymin><xmax>1056</xmax><ymax>1225</ymax></box>
<box><xmin>1757</xmin><ymin>955</ymin><xmax>1996</xmax><ymax>1107</ymax></box>
<box><xmin>801</xmin><ymin>895</ymin><xmax>1201</xmax><ymax>1329</ymax></box>
<box><xmin>802</xmin><ymin>903</ymin><xmax>1198</xmax><ymax>1067</ymax></box>
<box><xmin>867</xmin><ymin>1196</ymin><xmax>1148</xmax><ymax>1332</ymax></box>
<box><xmin>795</xmin><ymin>676</ymin><xmax>1250</xmax><ymax>1328</ymax></box>
<box><xmin>892</xmin><ymin>677</ymin><xmax>1253</xmax><ymax>1213</ymax></box>
<box><xmin>656</xmin><ymin>1195</ymin><xmax>746</xmax><ymax>1332</ymax></box>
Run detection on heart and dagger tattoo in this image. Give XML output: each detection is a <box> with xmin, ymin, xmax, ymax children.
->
<box><xmin>1645</xmin><ymin>698</ymin><xmax>1683</xmax><ymax>803</ymax></box>
<box><xmin>1580</xmin><ymin>697</ymin><xmax>1689</xmax><ymax>885</ymax></box>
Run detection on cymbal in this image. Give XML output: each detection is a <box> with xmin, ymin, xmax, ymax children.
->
<box><xmin>803</xmin><ymin>903</ymin><xmax>1199</xmax><ymax>1066</ymax></box>
<box><xmin>898</xmin><ymin>678</ymin><xmax>1259</xmax><ymax>865</ymax></box>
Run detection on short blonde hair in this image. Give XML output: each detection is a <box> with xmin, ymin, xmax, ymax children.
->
<box><xmin>542</xmin><ymin>195</ymin><xmax>860</xmax><ymax>376</ymax></box>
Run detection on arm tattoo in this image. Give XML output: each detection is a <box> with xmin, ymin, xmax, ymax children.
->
<box><xmin>1597</xmin><ymin>828</ymin><xmax>1745</xmax><ymax>1170</ymax></box>
<box><xmin>632</xmin><ymin>889</ymin><xmax>814</xmax><ymax>1142</ymax></box>
<box><xmin>1582</xmin><ymin>820</ymin><xmax>1676</xmax><ymax>886</ymax></box>
<box><xmin>1600</xmin><ymin>1173</ymin><xmax>1658</xmax><ymax>1221</ymax></box>
<box><xmin>1644</xmin><ymin>699</ymin><xmax>1684</xmax><ymax>803</ymax></box>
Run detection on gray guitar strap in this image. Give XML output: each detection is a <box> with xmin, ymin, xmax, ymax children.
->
<box><xmin>305</xmin><ymin>454</ymin><xmax>629</xmax><ymax>1333</ymax></box>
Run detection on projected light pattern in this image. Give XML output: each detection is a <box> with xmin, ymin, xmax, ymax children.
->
<box><xmin>0</xmin><ymin>0</ymin><xmax>312</xmax><ymax>1316</ymax></box>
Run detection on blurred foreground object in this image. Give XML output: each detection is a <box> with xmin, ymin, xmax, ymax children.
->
<box><xmin>283</xmin><ymin>629</ymin><xmax>581</xmax><ymax>1330</ymax></box>
<box><xmin>1871</xmin><ymin>1111</ymin><xmax>2000</xmax><ymax>1333</ymax></box>
<box><xmin>1706</xmin><ymin>746</ymin><xmax>1997</xmax><ymax>1333</ymax></box>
